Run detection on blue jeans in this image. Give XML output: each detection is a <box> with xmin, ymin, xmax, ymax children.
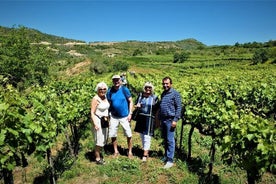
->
<box><xmin>161</xmin><ymin>118</ymin><xmax>175</xmax><ymax>163</ymax></box>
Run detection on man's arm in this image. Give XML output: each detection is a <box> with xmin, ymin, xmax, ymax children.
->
<box><xmin>128</xmin><ymin>96</ymin><xmax>133</xmax><ymax>114</ymax></box>
<box><xmin>174</xmin><ymin>91</ymin><xmax>182</xmax><ymax>122</ymax></box>
<box><xmin>127</xmin><ymin>96</ymin><xmax>133</xmax><ymax>121</ymax></box>
<box><xmin>171</xmin><ymin>91</ymin><xmax>182</xmax><ymax>128</ymax></box>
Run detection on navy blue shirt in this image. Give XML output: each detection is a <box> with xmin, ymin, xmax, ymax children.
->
<box><xmin>159</xmin><ymin>88</ymin><xmax>182</xmax><ymax>122</ymax></box>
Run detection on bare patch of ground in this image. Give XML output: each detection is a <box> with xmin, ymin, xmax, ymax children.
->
<box><xmin>66</xmin><ymin>50</ymin><xmax>84</xmax><ymax>57</ymax></box>
<box><xmin>65</xmin><ymin>59</ymin><xmax>91</xmax><ymax>76</ymax></box>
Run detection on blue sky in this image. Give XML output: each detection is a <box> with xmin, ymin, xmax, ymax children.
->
<box><xmin>0</xmin><ymin>0</ymin><xmax>275</xmax><ymax>46</ymax></box>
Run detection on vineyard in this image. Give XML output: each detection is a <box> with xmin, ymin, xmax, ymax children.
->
<box><xmin>1</xmin><ymin>63</ymin><xmax>275</xmax><ymax>184</ymax></box>
<box><xmin>0</xmin><ymin>26</ymin><xmax>276</xmax><ymax>184</ymax></box>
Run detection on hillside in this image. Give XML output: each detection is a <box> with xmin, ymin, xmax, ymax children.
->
<box><xmin>0</xmin><ymin>25</ymin><xmax>206</xmax><ymax>48</ymax></box>
<box><xmin>0</xmin><ymin>26</ymin><xmax>85</xmax><ymax>44</ymax></box>
<box><xmin>0</xmin><ymin>25</ymin><xmax>275</xmax><ymax>184</ymax></box>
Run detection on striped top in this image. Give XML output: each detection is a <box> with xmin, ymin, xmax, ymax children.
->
<box><xmin>159</xmin><ymin>88</ymin><xmax>182</xmax><ymax>122</ymax></box>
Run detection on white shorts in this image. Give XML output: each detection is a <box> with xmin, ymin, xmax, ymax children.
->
<box><xmin>109</xmin><ymin>115</ymin><xmax>132</xmax><ymax>138</ymax></box>
<box><xmin>93</xmin><ymin>118</ymin><xmax>108</xmax><ymax>147</ymax></box>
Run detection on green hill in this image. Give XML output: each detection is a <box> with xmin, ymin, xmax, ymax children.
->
<box><xmin>0</xmin><ymin>25</ymin><xmax>276</xmax><ymax>184</ymax></box>
<box><xmin>0</xmin><ymin>25</ymin><xmax>85</xmax><ymax>44</ymax></box>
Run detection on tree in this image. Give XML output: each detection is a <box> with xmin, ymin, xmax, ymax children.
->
<box><xmin>0</xmin><ymin>27</ymin><xmax>31</xmax><ymax>87</ymax></box>
<box><xmin>173</xmin><ymin>51</ymin><xmax>190</xmax><ymax>63</ymax></box>
<box><xmin>112</xmin><ymin>60</ymin><xmax>129</xmax><ymax>72</ymax></box>
<box><xmin>132</xmin><ymin>49</ymin><xmax>142</xmax><ymax>56</ymax></box>
<box><xmin>0</xmin><ymin>26</ymin><xmax>50</xmax><ymax>89</ymax></box>
<box><xmin>89</xmin><ymin>60</ymin><xmax>108</xmax><ymax>74</ymax></box>
<box><xmin>252</xmin><ymin>49</ymin><xmax>268</xmax><ymax>65</ymax></box>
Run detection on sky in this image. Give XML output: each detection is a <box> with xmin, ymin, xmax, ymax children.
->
<box><xmin>0</xmin><ymin>0</ymin><xmax>275</xmax><ymax>46</ymax></box>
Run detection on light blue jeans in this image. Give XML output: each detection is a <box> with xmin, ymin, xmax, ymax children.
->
<box><xmin>161</xmin><ymin>118</ymin><xmax>175</xmax><ymax>163</ymax></box>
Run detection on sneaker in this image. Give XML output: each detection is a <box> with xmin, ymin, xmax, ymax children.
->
<box><xmin>96</xmin><ymin>159</ymin><xmax>105</xmax><ymax>165</ymax></box>
<box><xmin>142</xmin><ymin>155</ymin><xmax>148</xmax><ymax>162</ymax></box>
<box><xmin>163</xmin><ymin>162</ymin><xmax>173</xmax><ymax>169</ymax></box>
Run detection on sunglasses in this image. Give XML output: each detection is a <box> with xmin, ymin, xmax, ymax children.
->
<box><xmin>99</xmin><ymin>88</ymin><xmax>107</xmax><ymax>91</ymax></box>
<box><xmin>145</xmin><ymin>86</ymin><xmax>152</xmax><ymax>89</ymax></box>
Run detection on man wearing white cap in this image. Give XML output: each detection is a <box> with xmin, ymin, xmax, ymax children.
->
<box><xmin>107</xmin><ymin>74</ymin><xmax>134</xmax><ymax>158</ymax></box>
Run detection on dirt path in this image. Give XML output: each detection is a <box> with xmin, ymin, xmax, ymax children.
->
<box><xmin>65</xmin><ymin>59</ymin><xmax>91</xmax><ymax>76</ymax></box>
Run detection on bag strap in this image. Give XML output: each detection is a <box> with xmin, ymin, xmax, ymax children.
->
<box><xmin>149</xmin><ymin>96</ymin><xmax>154</xmax><ymax>118</ymax></box>
<box><xmin>95</xmin><ymin>114</ymin><xmax>101</xmax><ymax>119</ymax></box>
<box><xmin>135</xmin><ymin>92</ymin><xmax>142</xmax><ymax>104</ymax></box>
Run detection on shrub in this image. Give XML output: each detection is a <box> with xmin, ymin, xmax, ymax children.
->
<box><xmin>112</xmin><ymin>60</ymin><xmax>129</xmax><ymax>72</ymax></box>
<box><xmin>89</xmin><ymin>61</ymin><xmax>109</xmax><ymax>74</ymax></box>
<box><xmin>252</xmin><ymin>49</ymin><xmax>268</xmax><ymax>64</ymax></box>
<box><xmin>173</xmin><ymin>51</ymin><xmax>190</xmax><ymax>63</ymax></box>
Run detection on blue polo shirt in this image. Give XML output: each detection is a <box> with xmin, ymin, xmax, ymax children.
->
<box><xmin>107</xmin><ymin>86</ymin><xmax>131</xmax><ymax>118</ymax></box>
<box><xmin>159</xmin><ymin>88</ymin><xmax>182</xmax><ymax>122</ymax></box>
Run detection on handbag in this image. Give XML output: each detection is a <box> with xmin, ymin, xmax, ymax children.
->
<box><xmin>131</xmin><ymin>93</ymin><xmax>142</xmax><ymax>121</ymax></box>
<box><xmin>100</xmin><ymin>116</ymin><xmax>109</xmax><ymax>128</ymax></box>
<box><xmin>131</xmin><ymin>108</ymin><xmax>140</xmax><ymax>121</ymax></box>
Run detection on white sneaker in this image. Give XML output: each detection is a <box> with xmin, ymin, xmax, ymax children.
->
<box><xmin>142</xmin><ymin>156</ymin><xmax>147</xmax><ymax>162</ymax></box>
<box><xmin>163</xmin><ymin>162</ymin><xmax>173</xmax><ymax>169</ymax></box>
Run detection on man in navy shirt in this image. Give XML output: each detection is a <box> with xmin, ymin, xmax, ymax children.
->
<box><xmin>159</xmin><ymin>76</ymin><xmax>182</xmax><ymax>169</ymax></box>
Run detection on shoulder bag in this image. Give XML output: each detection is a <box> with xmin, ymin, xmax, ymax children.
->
<box><xmin>131</xmin><ymin>93</ymin><xmax>142</xmax><ymax>121</ymax></box>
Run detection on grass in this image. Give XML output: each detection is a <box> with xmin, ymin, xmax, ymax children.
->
<box><xmin>7</xmin><ymin>121</ymin><xmax>275</xmax><ymax>184</ymax></box>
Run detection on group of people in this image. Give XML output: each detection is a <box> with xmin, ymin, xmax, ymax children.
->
<box><xmin>90</xmin><ymin>74</ymin><xmax>182</xmax><ymax>169</ymax></box>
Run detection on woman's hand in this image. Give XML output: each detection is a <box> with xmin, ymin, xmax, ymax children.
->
<box><xmin>94</xmin><ymin>123</ymin><xmax>100</xmax><ymax>130</ymax></box>
<box><xmin>135</xmin><ymin>103</ymin><xmax>141</xmax><ymax>108</ymax></box>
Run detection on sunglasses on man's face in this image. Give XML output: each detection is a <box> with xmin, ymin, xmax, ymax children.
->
<box><xmin>145</xmin><ymin>86</ymin><xmax>152</xmax><ymax>89</ymax></box>
<box><xmin>99</xmin><ymin>88</ymin><xmax>107</xmax><ymax>91</ymax></box>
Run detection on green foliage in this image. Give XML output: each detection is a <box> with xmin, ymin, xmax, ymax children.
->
<box><xmin>265</xmin><ymin>40</ymin><xmax>276</xmax><ymax>47</ymax></box>
<box><xmin>0</xmin><ymin>26</ymin><xmax>50</xmax><ymax>89</ymax></box>
<box><xmin>111</xmin><ymin>60</ymin><xmax>129</xmax><ymax>72</ymax></box>
<box><xmin>1</xmin><ymin>25</ymin><xmax>276</xmax><ymax>184</ymax></box>
<box><xmin>89</xmin><ymin>61</ymin><xmax>109</xmax><ymax>74</ymax></box>
<box><xmin>252</xmin><ymin>49</ymin><xmax>269</xmax><ymax>64</ymax></box>
<box><xmin>0</xmin><ymin>85</ymin><xmax>30</xmax><ymax>171</ymax></box>
<box><xmin>89</xmin><ymin>57</ymin><xmax>130</xmax><ymax>74</ymax></box>
<box><xmin>268</xmin><ymin>47</ymin><xmax>276</xmax><ymax>63</ymax></box>
<box><xmin>129</xmin><ymin>70</ymin><xmax>276</xmax><ymax>184</ymax></box>
<box><xmin>132</xmin><ymin>48</ymin><xmax>143</xmax><ymax>56</ymax></box>
<box><xmin>173</xmin><ymin>51</ymin><xmax>190</xmax><ymax>63</ymax></box>
<box><xmin>0</xmin><ymin>76</ymin><xmax>93</xmax><ymax>178</ymax></box>
<box><xmin>180</xmin><ymin>77</ymin><xmax>276</xmax><ymax>183</ymax></box>
<box><xmin>0</xmin><ymin>27</ymin><xmax>31</xmax><ymax>87</ymax></box>
<box><xmin>222</xmin><ymin>114</ymin><xmax>275</xmax><ymax>183</ymax></box>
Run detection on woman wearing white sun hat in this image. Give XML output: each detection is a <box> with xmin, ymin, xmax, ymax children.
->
<box><xmin>91</xmin><ymin>82</ymin><xmax>110</xmax><ymax>165</ymax></box>
<box><xmin>134</xmin><ymin>82</ymin><xmax>159</xmax><ymax>162</ymax></box>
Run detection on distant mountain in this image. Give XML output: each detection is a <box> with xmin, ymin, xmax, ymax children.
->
<box><xmin>0</xmin><ymin>26</ymin><xmax>208</xmax><ymax>49</ymax></box>
<box><xmin>175</xmin><ymin>38</ymin><xmax>206</xmax><ymax>49</ymax></box>
<box><xmin>0</xmin><ymin>25</ymin><xmax>85</xmax><ymax>44</ymax></box>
